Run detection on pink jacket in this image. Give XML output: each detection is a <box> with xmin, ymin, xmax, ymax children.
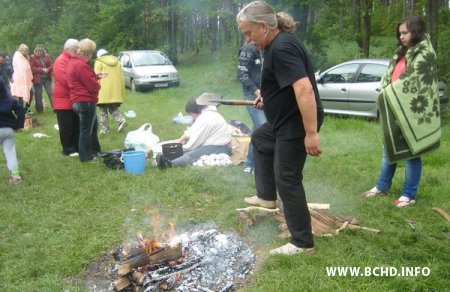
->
<box><xmin>10</xmin><ymin>51</ymin><xmax>33</xmax><ymax>103</ymax></box>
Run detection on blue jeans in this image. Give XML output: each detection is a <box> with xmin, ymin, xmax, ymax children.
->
<box><xmin>244</xmin><ymin>94</ymin><xmax>266</xmax><ymax>168</ymax></box>
<box><xmin>0</xmin><ymin>127</ymin><xmax>19</xmax><ymax>172</ymax></box>
<box><xmin>376</xmin><ymin>148</ymin><xmax>422</xmax><ymax>199</ymax></box>
<box><xmin>72</xmin><ymin>102</ymin><xmax>101</xmax><ymax>162</ymax></box>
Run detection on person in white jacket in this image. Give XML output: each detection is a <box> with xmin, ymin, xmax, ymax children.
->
<box><xmin>157</xmin><ymin>96</ymin><xmax>232</xmax><ymax>168</ymax></box>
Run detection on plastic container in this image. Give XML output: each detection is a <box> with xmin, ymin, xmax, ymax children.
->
<box><xmin>162</xmin><ymin>143</ymin><xmax>183</xmax><ymax>160</ymax></box>
<box><xmin>121</xmin><ymin>151</ymin><xmax>146</xmax><ymax>175</ymax></box>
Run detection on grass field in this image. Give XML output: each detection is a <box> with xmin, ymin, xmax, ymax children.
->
<box><xmin>0</xmin><ymin>48</ymin><xmax>449</xmax><ymax>291</ymax></box>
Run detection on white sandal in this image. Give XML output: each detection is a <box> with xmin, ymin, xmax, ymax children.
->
<box><xmin>361</xmin><ymin>186</ymin><xmax>386</xmax><ymax>197</ymax></box>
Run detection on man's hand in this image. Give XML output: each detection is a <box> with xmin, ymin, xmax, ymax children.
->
<box><xmin>305</xmin><ymin>132</ymin><xmax>321</xmax><ymax>157</ymax></box>
<box><xmin>254</xmin><ymin>96</ymin><xmax>264</xmax><ymax>109</ymax></box>
<box><xmin>254</xmin><ymin>89</ymin><xmax>264</xmax><ymax>109</ymax></box>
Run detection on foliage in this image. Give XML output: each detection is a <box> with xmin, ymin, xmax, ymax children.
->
<box><xmin>0</xmin><ymin>0</ymin><xmax>449</xmax><ymax>81</ymax></box>
<box><xmin>437</xmin><ymin>8</ymin><xmax>450</xmax><ymax>83</ymax></box>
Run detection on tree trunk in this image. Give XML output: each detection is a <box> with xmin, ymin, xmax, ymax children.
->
<box><xmin>168</xmin><ymin>0</ymin><xmax>178</xmax><ymax>64</ymax></box>
<box><xmin>362</xmin><ymin>0</ymin><xmax>372</xmax><ymax>57</ymax></box>
<box><xmin>425</xmin><ymin>0</ymin><xmax>439</xmax><ymax>49</ymax></box>
<box><xmin>209</xmin><ymin>15</ymin><xmax>218</xmax><ymax>53</ymax></box>
<box><xmin>354</xmin><ymin>0</ymin><xmax>363</xmax><ymax>53</ymax></box>
<box><xmin>297</xmin><ymin>3</ymin><xmax>309</xmax><ymax>41</ymax></box>
<box><xmin>339</xmin><ymin>0</ymin><xmax>344</xmax><ymax>35</ymax></box>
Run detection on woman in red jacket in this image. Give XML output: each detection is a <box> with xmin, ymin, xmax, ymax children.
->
<box><xmin>67</xmin><ymin>39</ymin><xmax>103</xmax><ymax>162</ymax></box>
<box><xmin>29</xmin><ymin>44</ymin><xmax>53</xmax><ymax>113</ymax></box>
<box><xmin>53</xmin><ymin>39</ymin><xmax>79</xmax><ymax>156</ymax></box>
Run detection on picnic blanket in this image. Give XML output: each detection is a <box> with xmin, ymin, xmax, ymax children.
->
<box><xmin>378</xmin><ymin>35</ymin><xmax>441</xmax><ymax>163</ymax></box>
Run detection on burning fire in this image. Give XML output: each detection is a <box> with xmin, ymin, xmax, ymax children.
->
<box><xmin>137</xmin><ymin>233</ymin><xmax>163</xmax><ymax>254</ymax></box>
<box><xmin>119</xmin><ymin>207</ymin><xmax>178</xmax><ymax>260</ymax></box>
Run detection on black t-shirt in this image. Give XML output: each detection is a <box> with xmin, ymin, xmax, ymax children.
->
<box><xmin>261</xmin><ymin>31</ymin><xmax>324</xmax><ymax>139</ymax></box>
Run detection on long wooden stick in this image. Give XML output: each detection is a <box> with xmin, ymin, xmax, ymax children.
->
<box><xmin>432</xmin><ymin>207</ymin><xmax>450</xmax><ymax>222</ymax></box>
<box><xmin>347</xmin><ymin>224</ymin><xmax>381</xmax><ymax>233</ymax></box>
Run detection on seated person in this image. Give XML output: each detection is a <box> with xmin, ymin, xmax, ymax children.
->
<box><xmin>157</xmin><ymin>96</ymin><xmax>232</xmax><ymax>168</ymax></box>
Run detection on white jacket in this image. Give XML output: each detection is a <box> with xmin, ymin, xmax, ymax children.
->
<box><xmin>183</xmin><ymin>106</ymin><xmax>231</xmax><ymax>151</ymax></box>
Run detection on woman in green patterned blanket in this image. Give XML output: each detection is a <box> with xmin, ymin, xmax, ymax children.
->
<box><xmin>362</xmin><ymin>16</ymin><xmax>440</xmax><ymax>208</ymax></box>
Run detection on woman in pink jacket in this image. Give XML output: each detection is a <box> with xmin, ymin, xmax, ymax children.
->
<box><xmin>67</xmin><ymin>39</ymin><xmax>103</xmax><ymax>162</ymax></box>
<box><xmin>10</xmin><ymin>44</ymin><xmax>33</xmax><ymax>113</ymax></box>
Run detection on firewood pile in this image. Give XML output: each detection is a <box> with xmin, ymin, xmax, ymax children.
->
<box><xmin>111</xmin><ymin>229</ymin><xmax>255</xmax><ymax>291</ymax></box>
<box><xmin>236</xmin><ymin>202</ymin><xmax>380</xmax><ymax>237</ymax></box>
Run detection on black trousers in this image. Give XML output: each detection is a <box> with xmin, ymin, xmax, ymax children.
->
<box><xmin>252</xmin><ymin>122</ymin><xmax>314</xmax><ymax>248</ymax></box>
<box><xmin>56</xmin><ymin>109</ymin><xmax>79</xmax><ymax>155</ymax></box>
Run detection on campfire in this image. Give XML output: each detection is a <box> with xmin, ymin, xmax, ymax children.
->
<box><xmin>111</xmin><ymin>228</ymin><xmax>255</xmax><ymax>291</ymax></box>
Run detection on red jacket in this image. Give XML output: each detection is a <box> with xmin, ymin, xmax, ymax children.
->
<box><xmin>67</xmin><ymin>55</ymin><xmax>100</xmax><ymax>103</ymax></box>
<box><xmin>53</xmin><ymin>50</ymin><xmax>72</xmax><ymax>110</ymax></box>
<box><xmin>29</xmin><ymin>53</ymin><xmax>53</xmax><ymax>84</ymax></box>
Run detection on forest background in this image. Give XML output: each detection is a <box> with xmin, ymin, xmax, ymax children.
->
<box><xmin>0</xmin><ymin>0</ymin><xmax>449</xmax><ymax>83</ymax></box>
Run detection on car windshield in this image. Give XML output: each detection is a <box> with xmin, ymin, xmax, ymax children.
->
<box><xmin>132</xmin><ymin>52</ymin><xmax>171</xmax><ymax>66</ymax></box>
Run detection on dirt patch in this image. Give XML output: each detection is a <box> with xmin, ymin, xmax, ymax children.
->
<box><xmin>81</xmin><ymin>251</ymin><xmax>117</xmax><ymax>292</ymax></box>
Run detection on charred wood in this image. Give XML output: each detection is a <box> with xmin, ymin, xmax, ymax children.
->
<box><xmin>117</xmin><ymin>245</ymin><xmax>182</xmax><ymax>276</ymax></box>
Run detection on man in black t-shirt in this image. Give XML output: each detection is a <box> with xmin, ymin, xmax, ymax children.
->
<box><xmin>238</xmin><ymin>2</ymin><xmax>324</xmax><ymax>256</ymax></box>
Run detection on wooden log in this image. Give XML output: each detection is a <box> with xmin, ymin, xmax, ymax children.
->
<box><xmin>347</xmin><ymin>224</ymin><xmax>381</xmax><ymax>233</ymax></box>
<box><xmin>237</xmin><ymin>211</ymin><xmax>255</xmax><ymax>227</ymax></box>
<box><xmin>278</xmin><ymin>229</ymin><xmax>290</xmax><ymax>239</ymax></box>
<box><xmin>273</xmin><ymin>211</ymin><xmax>286</xmax><ymax>223</ymax></box>
<box><xmin>236</xmin><ymin>204</ymin><xmax>378</xmax><ymax>236</ymax></box>
<box><xmin>335</xmin><ymin>221</ymin><xmax>349</xmax><ymax>235</ymax></box>
<box><xmin>235</xmin><ymin>203</ymin><xmax>330</xmax><ymax>213</ymax></box>
<box><xmin>310</xmin><ymin>216</ymin><xmax>335</xmax><ymax>235</ymax></box>
<box><xmin>117</xmin><ymin>245</ymin><xmax>183</xmax><ymax>276</ymax></box>
<box><xmin>113</xmin><ymin>277</ymin><xmax>131</xmax><ymax>291</ymax></box>
<box><xmin>310</xmin><ymin>209</ymin><xmax>340</xmax><ymax>228</ymax></box>
<box><xmin>132</xmin><ymin>270</ymin><xmax>145</xmax><ymax>285</ymax></box>
<box><xmin>118</xmin><ymin>264</ymin><xmax>133</xmax><ymax>277</ymax></box>
<box><xmin>235</xmin><ymin>206</ymin><xmax>279</xmax><ymax>213</ymax></box>
<box><xmin>307</xmin><ymin>203</ymin><xmax>330</xmax><ymax>210</ymax></box>
<box><xmin>432</xmin><ymin>207</ymin><xmax>450</xmax><ymax>222</ymax></box>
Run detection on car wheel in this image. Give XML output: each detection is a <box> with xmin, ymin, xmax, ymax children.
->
<box><xmin>131</xmin><ymin>80</ymin><xmax>137</xmax><ymax>92</ymax></box>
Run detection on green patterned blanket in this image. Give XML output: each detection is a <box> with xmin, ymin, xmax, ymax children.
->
<box><xmin>378</xmin><ymin>35</ymin><xmax>441</xmax><ymax>164</ymax></box>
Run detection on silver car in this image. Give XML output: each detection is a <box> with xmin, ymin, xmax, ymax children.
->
<box><xmin>316</xmin><ymin>59</ymin><xmax>448</xmax><ymax>118</ymax></box>
<box><xmin>118</xmin><ymin>50</ymin><xmax>180</xmax><ymax>92</ymax></box>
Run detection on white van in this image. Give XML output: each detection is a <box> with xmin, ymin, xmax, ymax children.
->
<box><xmin>118</xmin><ymin>50</ymin><xmax>180</xmax><ymax>92</ymax></box>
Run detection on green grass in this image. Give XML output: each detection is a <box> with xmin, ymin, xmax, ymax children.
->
<box><xmin>1</xmin><ymin>49</ymin><xmax>449</xmax><ymax>291</ymax></box>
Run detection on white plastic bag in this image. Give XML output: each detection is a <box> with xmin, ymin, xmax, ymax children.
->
<box><xmin>124</xmin><ymin>123</ymin><xmax>160</xmax><ymax>153</ymax></box>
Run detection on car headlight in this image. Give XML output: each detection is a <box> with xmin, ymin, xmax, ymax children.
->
<box><xmin>169</xmin><ymin>72</ymin><xmax>178</xmax><ymax>77</ymax></box>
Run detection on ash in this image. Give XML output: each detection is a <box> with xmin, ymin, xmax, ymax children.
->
<box><xmin>161</xmin><ymin>228</ymin><xmax>255</xmax><ymax>291</ymax></box>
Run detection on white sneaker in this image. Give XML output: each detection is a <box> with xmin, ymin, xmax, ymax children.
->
<box><xmin>394</xmin><ymin>196</ymin><xmax>416</xmax><ymax>208</ymax></box>
<box><xmin>68</xmin><ymin>152</ymin><xmax>79</xmax><ymax>157</ymax></box>
<box><xmin>269</xmin><ymin>243</ymin><xmax>315</xmax><ymax>256</ymax></box>
<box><xmin>361</xmin><ymin>186</ymin><xmax>386</xmax><ymax>197</ymax></box>
<box><xmin>243</xmin><ymin>167</ymin><xmax>254</xmax><ymax>175</ymax></box>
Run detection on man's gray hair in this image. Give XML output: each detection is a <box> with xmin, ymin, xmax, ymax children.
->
<box><xmin>64</xmin><ymin>38</ymin><xmax>79</xmax><ymax>52</ymax></box>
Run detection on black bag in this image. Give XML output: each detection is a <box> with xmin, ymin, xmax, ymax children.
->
<box><xmin>230</xmin><ymin>119</ymin><xmax>252</xmax><ymax>135</ymax></box>
<box><xmin>103</xmin><ymin>148</ymin><xmax>135</xmax><ymax>170</ymax></box>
